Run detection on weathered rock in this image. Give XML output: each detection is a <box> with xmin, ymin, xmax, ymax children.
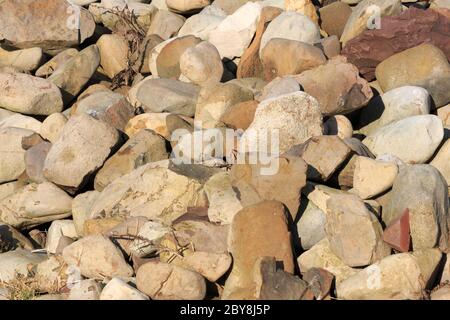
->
<box><xmin>45</xmin><ymin>220</ymin><xmax>77</xmax><ymax>254</ymax></box>
<box><xmin>362</xmin><ymin>115</ymin><xmax>444</xmax><ymax>164</ymax></box>
<box><xmin>375</xmin><ymin>43</ymin><xmax>450</xmax><ymax>107</ymax></box>
<box><xmin>0</xmin><ymin>248</ymin><xmax>45</xmax><ymax>282</ymax></box>
<box><xmin>83</xmin><ymin>217</ymin><xmax>124</xmax><ymax>236</ymax></box>
<box><xmin>40</xmin><ymin>113</ymin><xmax>67</xmax><ymax>144</ymax></box>
<box><xmin>178</xmin><ymin>11</ymin><xmax>225</xmax><ymax>40</ymax></box>
<box><xmin>62</xmin><ymin>235</ymin><xmax>133</xmax><ymax>280</ymax></box>
<box><xmin>0</xmin><ymin>127</ymin><xmax>33</xmax><ymax>183</ymax></box>
<box><xmin>303</xmin><ymin>267</ymin><xmax>335</xmax><ymax>300</ymax></box>
<box><xmin>0</xmin><ymin>223</ymin><xmax>33</xmax><ymax>253</ymax></box>
<box><xmin>220</xmin><ymin>100</ymin><xmax>259</xmax><ymax>130</ymax></box>
<box><xmin>24</xmin><ymin>141</ymin><xmax>52</xmax><ymax>183</ymax></box>
<box><xmin>383</xmin><ymin>165</ymin><xmax>449</xmax><ymax>251</ymax></box>
<box><xmin>100</xmin><ymin>278</ymin><xmax>149</xmax><ymax>300</ymax></box>
<box><xmin>431</xmin><ymin>286</ymin><xmax>450</xmax><ymax>300</ymax></box>
<box><xmin>303</xmin><ymin>183</ymin><xmax>348</xmax><ymax>213</ymax></box>
<box><xmin>342</xmin><ymin>8</ymin><xmax>450</xmax><ymax>81</ymax></box>
<box><xmin>293</xmin><ymin>56</ymin><xmax>373</xmax><ymax>116</ymax></box>
<box><xmin>297</xmin><ymin>200</ymin><xmax>327</xmax><ymax>250</ymax></box>
<box><xmin>437</xmin><ymin>104</ymin><xmax>450</xmax><ymax>126</ymax></box>
<box><xmin>351</xmin><ymin>156</ymin><xmax>398</xmax><ymax>199</ymax></box>
<box><xmin>72</xmin><ymin>191</ymin><xmax>99</xmax><ymax>237</ymax></box>
<box><xmin>0</xmin><ymin>0</ymin><xmax>95</xmax><ymax>52</ymax></box>
<box><xmin>0</xmin><ymin>47</ymin><xmax>43</xmax><ymax>72</ymax></box>
<box><xmin>285</xmin><ymin>0</ymin><xmax>319</xmax><ymax>23</ymax></box>
<box><xmin>316</xmin><ymin>35</ymin><xmax>341</xmax><ymax>59</ymax></box>
<box><xmin>319</xmin><ymin>2</ymin><xmax>352</xmax><ymax>38</ymax></box>
<box><xmin>324</xmin><ymin>115</ymin><xmax>353</xmax><ymax>139</ymax></box>
<box><xmin>261</xmin><ymin>38</ymin><xmax>326</xmax><ymax>81</ymax></box>
<box><xmin>222</xmin><ymin>201</ymin><xmax>294</xmax><ymax>299</ymax></box>
<box><xmin>136</xmin><ymin>261</ymin><xmax>206</xmax><ymax>300</ymax></box>
<box><xmin>35</xmin><ymin>255</ymin><xmax>73</xmax><ymax>293</ymax></box>
<box><xmin>136</xmin><ymin>78</ymin><xmax>200</xmax><ymax>116</ymax></box>
<box><xmin>336</xmin><ymin>250</ymin><xmax>442</xmax><ymax>300</ymax></box>
<box><xmin>241</xmin><ymin>91</ymin><xmax>323</xmax><ymax>154</ymax></box>
<box><xmin>357</xmin><ymin>86</ymin><xmax>431</xmax><ymax>136</ymax></box>
<box><xmin>340</xmin><ymin>0</ymin><xmax>402</xmax><ymax>45</ymax></box>
<box><xmin>431</xmin><ymin>139</ymin><xmax>450</xmax><ymax>189</ymax></box>
<box><xmin>125</xmin><ymin>113</ymin><xmax>170</xmax><ymax>139</ymax></box>
<box><xmin>0</xmin><ymin>73</ymin><xmax>63</xmax><ymax>115</ymax></box>
<box><xmin>68</xmin><ymin>279</ymin><xmax>102</xmax><ymax>300</ymax></box>
<box><xmin>97</xmin><ymin>34</ymin><xmax>129</xmax><ymax>79</ymax></box>
<box><xmin>146</xmin><ymin>10</ymin><xmax>185</xmax><ymax>40</ymax></box>
<box><xmin>43</xmin><ymin>114</ymin><xmax>119</xmax><ymax>193</ymax></box>
<box><xmin>0</xmin><ymin>182</ymin><xmax>72</xmax><ymax>229</ymax></box>
<box><xmin>382</xmin><ymin>208</ymin><xmax>410</xmax><ymax>252</ymax></box>
<box><xmin>256</xmin><ymin>77</ymin><xmax>300</xmax><ymax>102</ymax></box>
<box><xmin>166</xmin><ymin>0</ymin><xmax>210</xmax><ymax>14</ymax></box>
<box><xmin>35</xmin><ymin>49</ymin><xmax>78</xmax><ymax>78</ymax></box>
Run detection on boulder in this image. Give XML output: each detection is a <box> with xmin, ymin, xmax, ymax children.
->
<box><xmin>97</xmin><ymin>34</ymin><xmax>129</xmax><ymax>79</ymax></box>
<box><xmin>0</xmin><ymin>248</ymin><xmax>46</xmax><ymax>282</ymax></box>
<box><xmin>0</xmin><ymin>47</ymin><xmax>43</xmax><ymax>72</ymax></box>
<box><xmin>100</xmin><ymin>278</ymin><xmax>148</xmax><ymax>300</ymax></box>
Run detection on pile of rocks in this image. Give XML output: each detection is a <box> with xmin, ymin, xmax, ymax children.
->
<box><xmin>0</xmin><ymin>0</ymin><xmax>449</xmax><ymax>300</ymax></box>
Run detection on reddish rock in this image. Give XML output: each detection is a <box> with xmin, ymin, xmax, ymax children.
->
<box><xmin>303</xmin><ymin>268</ymin><xmax>334</xmax><ymax>300</ymax></box>
<box><xmin>382</xmin><ymin>208</ymin><xmax>411</xmax><ymax>252</ymax></box>
<box><xmin>342</xmin><ymin>8</ymin><xmax>450</xmax><ymax>81</ymax></box>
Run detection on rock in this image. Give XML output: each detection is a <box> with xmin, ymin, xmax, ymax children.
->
<box><xmin>375</xmin><ymin>43</ymin><xmax>450</xmax><ymax>107</ymax></box>
<box><xmin>83</xmin><ymin>217</ymin><xmax>124</xmax><ymax>236</ymax></box>
<box><xmin>237</xmin><ymin>6</ymin><xmax>283</xmax><ymax>79</ymax></box>
<box><xmin>303</xmin><ymin>268</ymin><xmax>335</xmax><ymax>300</ymax></box>
<box><xmin>35</xmin><ymin>49</ymin><xmax>78</xmax><ymax>78</ymax></box>
<box><xmin>0</xmin><ymin>182</ymin><xmax>72</xmax><ymax>229</ymax></box>
<box><xmin>72</xmin><ymin>191</ymin><xmax>99</xmax><ymax>237</ymax></box>
<box><xmin>293</xmin><ymin>56</ymin><xmax>373</xmax><ymax>116</ymax></box>
<box><xmin>383</xmin><ymin>165</ymin><xmax>449</xmax><ymax>251</ymax></box>
<box><xmin>195</xmin><ymin>82</ymin><xmax>254</xmax><ymax>128</ymax></box>
<box><xmin>89</xmin><ymin>163</ymin><xmax>209</xmax><ymax>224</ymax></box>
<box><xmin>382</xmin><ymin>208</ymin><xmax>410</xmax><ymax>252</ymax></box>
<box><xmin>319</xmin><ymin>2</ymin><xmax>352</xmax><ymax>38</ymax></box>
<box><xmin>256</xmin><ymin>77</ymin><xmax>300</xmax><ymax>102</ymax></box>
<box><xmin>0</xmin><ymin>127</ymin><xmax>33</xmax><ymax>183</ymax></box>
<box><xmin>362</xmin><ymin>115</ymin><xmax>444</xmax><ymax>164</ymax></box>
<box><xmin>342</xmin><ymin>8</ymin><xmax>450</xmax><ymax>81</ymax></box>
<box><xmin>297</xmin><ymin>239</ymin><xmax>358</xmax><ymax>284</ymax></box>
<box><xmin>62</xmin><ymin>235</ymin><xmax>133</xmax><ymax>280</ymax></box>
<box><xmin>437</xmin><ymin>104</ymin><xmax>450</xmax><ymax>126</ymax></box>
<box><xmin>261</xmin><ymin>38</ymin><xmax>326</xmax><ymax>81</ymax></box>
<box><xmin>24</xmin><ymin>141</ymin><xmax>52</xmax><ymax>183</ymax></box>
<box><xmin>220</xmin><ymin>100</ymin><xmax>259</xmax><ymax>130</ymax></box>
<box><xmin>325</xmin><ymin>194</ymin><xmax>390</xmax><ymax>267</ymax></box>
<box><xmin>357</xmin><ymin>86</ymin><xmax>431</xmax><ymax>136</ymax></box>
<box><xmin>68</xmin><ymin>279</ymin><xmax>102</xmax><ymax>300</ymax></box>
<box><xmin>43</xmin><ymin>114</ymin><xmax>120</xmax><ymax>193</ymax></box>
<box><xmin>134</xmin><ymin>35</ymin><xmax>164</xmax><ymax>74</ymax></box>
<box><xmin>285</xmin><ymin>0</ymin><xmax>319</xmax><ymax>23</ymax></box>
<box><xmin>351</xmin><ymin>156</ymin><xmax>398</xmax><ymax>199</ymax></box>
<box><xmin>35</xmin><ymin>255</ymin><xmax>73</xmax><ymax>293</ymax></box>
<box><xmin>222</xmin><ymin>201</ymin><xmax>294</xmax><ymax>299</ymax></box>
<box><xmin>209</xmin><ymin>2</ymin><xmax>262</xmax><ymax>59</ymax></box>
<box><xmin>230</xmin><ymin>156</ymin><xmax>307</xmax><ymax>218</ymax></box>
<box><xmin>45</xmin><ymin>220</ymin><xmax>77</xmax><ymax>255</ymax></box>
<box><xmin>288</xmin><ymin>135</ymin><xmax>352</xmax><ymax>181</ymax></box>
<box><xmin>254</xmin><ymin>256</ymin><xmax>310</xmax><ymax>300</ymax></box>
<box><xmin>0</xmin><ymin>248</ymin><xmax>45</xmax><ymax>282</ymax></box>
<box><xmin>0</xmin><ymin>114</ymin><xmax>42</xmax><ymax>133</ymax></box>
<box><xmin>340</xmin><ymin>0</ymin><xmax>402</xmax><ymax>45</ymax></box>
<box><xmin>0</xmin><ymin>0</ymin><xmax>95</xmax><ymax>52</ymax></box>
<box><xmin>0</xmin><ymin>47</ymin><xmax>43</xmax><ymax>72</ymax></box>
<box><xmin>324</xmin><ymin>115</ymin><xmax>353</xmax><ymax>139</ymax></box>
<box><xmin>441</xmin><ymin>253</ymin><xmax>450</xmax><ymax>284</ymax></box>
<box><xmin>146</xmin><ymin>10</ymin><xmax>185</xmax><ymax>40</ymax></box>
<box><xmin>316</xmin><ymin>35</ymin><xmax>341</xmax><ymax>59</ymax></box>
<box><xmin>136</xmin><ymin>78</ymin><xmax>200</xmax><ymax>117</ymax></box>
<box><xmin>136</xmin><ymin>261</ymin><xmax>206</xmax><ymax>300</ymax></box>
<box><xmin>179</xmin><ymin>41</ymin><xmax>223</xmax><ymax>87</ymax></box>
<box><xmin>297</xmin><ymin>200</ymin><xmax>327</xmax><ymax>250</ymax></box>
<box><xmin>241</xmin><ymin>91</ymin><xmax>323</xmax><ymax>154</ymax></box>
<box><xmin>260</xmin><ymin>12</ymin><xmax>320</xmax><ymax>56</ymax></box>
<box><xmin>166</xmin><ymin>0</ymin><xmax>211</xmax><ymax>13</ymax></box>
<box><xmin>94</xmin><ymin>129</ymin><xmax>168</xmax><ymax>191</ymax></box>
<box><xmin>0</xmin><ymin>72</ymin><xmax>63</xmax><ymax>115</ymax></box>
<box><xmin>336</xmin><ymin>250</ymin><xmax>442</xmax><ymax>300</ymax></box>
<box><xmin>431</xmin><ymin>286</ymin><xmax>450</xmax><ymax>300</ymax></box>
<box><xmin>0</xmin><ymin>223</ymin><xmax>33</xmax><ymax>253</ymax></box>
<box><xmin>125</xmin><ymin>113</ymin><xmax>171</xmax><ymax>139</ymax></box>
<box><xmin>431</xmin><ymin>139</ymin><xmax>450</xmax><ymax>189</ymax></box>
<box><xmin>303</xmin><ymin>183</ymin><xmax>348</xmax><ymax>213</ymax></box>
<box><xmin>40</xmin><ymin>113</ymin><xmax>67</xmax><ymax>144</ymax></box>
<box><xmin>100</xmin><ymin>278</ymin><xmax>148</xmax><ymax>300</ymax></box>
<box><xmin>48</xmin><ymin>45</ymin><xmax>100</xmax><ymax>100</ymax></box>
<box><xmin>211</xmin><ymin>0</ymin><xmax>252</xmax><ymax>14</ymax></box>
<box><xmin>178</xmin><ymin>11</ymin><xmax>225</xmax><ymax>40</ymax></box>
<box><xmin>97</xmin><ymin>34</ymin><xmax>129</xmax><ymax>79</ymax></box>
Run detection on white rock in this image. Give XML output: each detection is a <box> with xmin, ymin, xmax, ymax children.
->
<box><xmin>45</xmin><ymin>220</ymin><xmax>78</xmax><ymax>254</ymax></box>
<box><xmin>178</xmin><ymin>13</ymin><xmax>225</xmax><ymax>40</ymax></box>
<box><xmin>100</xmin><ymin>278</ymin><xmax>149</xmax><ymax>300</ymax></box>
<box><xmin>0</xmin><ymin>249</ymin><xmax>46</xmax><ymax>282</ymax></box>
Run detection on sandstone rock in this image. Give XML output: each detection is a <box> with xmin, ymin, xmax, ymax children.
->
<box><xmin>431</xmin><ymin>139</ymin><xmax>450</xmax><ymax>189</ymax></box>
<box><xmin>303</xmin><ymin>183</ymin><xmax>348</xmax><ymax>213</ymax></box>
<box><xmin>382</xmin><ymin>208</ymin><xmax>410</xmax><ymax>252</ymax></box>
<box><xmin>222</xmin><ymin>201</ymin><xmax>294</xmax><ymax>299</ymax></box>
<box><xmin>437</xmin><ymin>104</ymin><xmax>450</xmax><ymax>126</ymax></box>
<box><xmin>342</xmin><ymin>8</ymin><xmax>450</xmax><ymax>81</ymax></box>
<box><xmin>256</xmin><ymin>77</ymin><xmax>300</xmax><ymax>102</ymax></box>
<box><xmin>241</xmin><ymin>91</ymin><xmax>323</xmax><ymax>154</ymax></box>
<box><xmin>0</xmin><ymin>114</ymin><xmax>42</xmax><ymax>134</ymax></box>
<box><xmin>340</xmin><ymin>0</ymin><xmax>402</xmax><ymax>45</ymax></box>
<box><xmin>68</xmin><ymin>279</ymin><xmax>102</xmax><ymax>300</ymax></box>
<box><xmin>0</xmin><ymin>0</ymin><xmax>95</xmax><ymax>52</ymax></box>
<box><xmin>97</xmin><ymin>34</ymin><xmax>129</xmax><ymax>79</ymax></box>
<box><xmin>431</xmin><ymin>286</ymin><xmax>450</xmax><ymax>300</ymax></box>
<box><xmin>40</xmin><ymin>113</ymin><xmax>67</xmax><ymax>144</ymax></box>
<box><xmin>45</xmin><ymin>220</ymin><xmax>77</xmax><ymax>254</ymax></box>
<box><xmin>375</xmin><ymin>43</ymin><xmax>450</xmax><ymax>107</ymax></box>
<box><xmin>0</xmin><ymin>223</ymin><xmax>33</xmax><ymax>253</ymax></box>
<box><xmin>357</xmin><ymin>86</ymin><xmax>431</xmax><ymax>136</ymax></box>
<box><xmin>261</xmin><ymin>38</ymin><xmax>326</xmax><ymax>81</ymax></box>
<box><xmin>297</xmin><ymin>238</ymin><xmax>358</xmax><ymax>284</ymax></box>
<box><xmin>0</xmin><ymin>182</ymin><xmax>72</xmax><ymax>229</ymax></box>
<box><xmin>220</xmin><ymin>100</ymin><xmax>259</xmax><ymax>130</ymax></box>
<box><xmin>35</xmin><ymin>255</ymin><xmax>73</xmax><ymax>293</ymax></box>
<box><xmin>100</xmin><ymin>278</ymin><xmax>148</xmax><ymax>300</ymax></box>
<box><xmin>209</xmin><ymin>2</ymin><xmax>262</xmax><ymax>59</ymax></box>
<box><xmin>35</xmin><ymin>49</ymin><xmax>79</xmax><ymax>78</ymax></box>
<box><xmin>319</xmin><ymin>2</ymin><xmax>352</xmax><ymax>38</ymax></box>
<box><xmin>136</xmin><ymin>78</ymin><xmax>200</xmax><ymax>116</ymax></box>
<box><xmin>63</xmin><ymin>235</ymin><xmax>133</xmax><ymax>280</ymax></box>
<box><xmin>383</xmin><ymin>165</ymin><xmax>449</xmax><ymax>251</ymax></box>
<box><xmin>178</xmin><ymin>11</ymin><xmax>225</xmax><ymax>40</ymax></box>
<box><xmin>362</xmin><ymin>115</ymin><xmax>444</xmax><ymax>164</ymax></box>
<box><xmin>293</xmin><ymin>56</ymin><xmax>373</xmax><ymax>116</ymax></box>
<box><xmin>324</xmin><ymin>115</ymin><xmax>353</xmax><ymax>139</ymax></box>
<box><xmin>303</xmin><ymin>267</ymin><xmax>335</xmax><ymax>300</ymax></box>
<box><xmin>297</xmin><ymin>200</ymin><xmax>327</xmax><ymax>250</ymax></box>
<box><xmin>124</xmin><ymin>113</ymin><xmax>171</xmax><ymax>139</ymax></box>
<box><xmin>146</xmin><ymin>10</ymin><xmax>185</xmax><ymax>40</ymax></box>
<box><xmin>83</xmin><ymin>217</ymin><xmax>124</xmax><ymax>236</ymax></box>
<box><xmin>0</xmin><ymin>248</ymin><xmax>45</xmax><ymax>282</ymax></box>
<box><xmin>95</xmin><ymin>129</ymin><xmax>167</xmax><ymax>190</ymax></box>
<box><xmin>179</xmin><ymin>41</ymin><xmax>223</xmax><ymax>87</ymax></box>
<box><xmin>0</xmin><ymin>47</ymin><xmax>43</xmax><ymax>72</ymax></box>
<box><xmin>316</xmin><ymin>35</ymin><xmax>341</xmax><ymax>59</ymax></box>
<box><xmin>24</xmin><ymin>141</ymin><xmax>52</xmax><ymax>183</ymax></box>
<box><xmin>260</xmin><ymin>11</ymin><xmax>321</xmax><ymax>55</ymax></box>
<box><xmin>166</xmin><ymin>0</ymin><xmax>210</xmax><ymax>13</ymax></box>
<box><xmin>285</xmin><ymin>0</ymin><xmax>319</xmax><ymax>23</ymax></box>
<box><xmin>72</xmin><ymin>191</ymin><xmax>99</xmax><ymax>237</ymax></box>
<box><xmin>351</xmin><ymin>156</ymin><xmax>398</xmax><ymax>199</ymax></box>
<box><xmin>0</xmin><ymin>127</ymin><xmax>33</xmax><ymax>183</ymax></box>
<box><xmin>136</xmin><ymin>261</ymin><xmax>206</xmax><ymax>300</ymax></box>
<box><xmin>0</xmin><ymin>73</ymin><xmax>63</xmax><ymax>115</ymax></box>
<box><xmin>336</xmin><ymin>250</ymin><xmax>442</xmax><ymax>299</ymax></box>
